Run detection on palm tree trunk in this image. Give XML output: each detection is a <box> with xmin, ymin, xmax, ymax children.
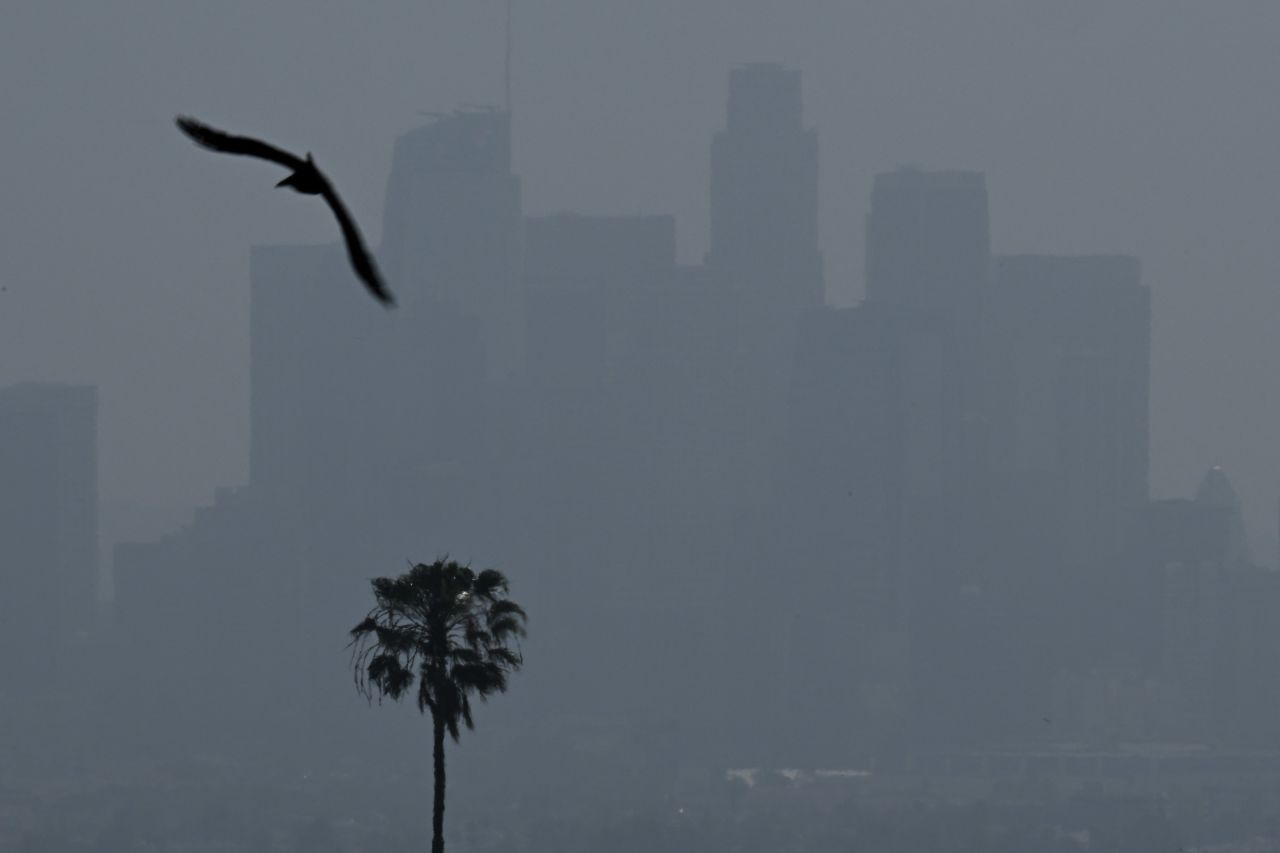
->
<box><xmin>432</xmin><ymin>713</ymin><xmax>447</xmax><ymax>853</ymax></box>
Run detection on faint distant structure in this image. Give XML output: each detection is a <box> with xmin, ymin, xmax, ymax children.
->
<box><xmin>1195</xmin><ymin>465</ymin><xmax>1253</xmax><ymax>567</ymax></box>
<box><xmin>521</xmin><ymin>212</ymin><xmax>679</xmax><ymax>512</ymax></box>
<box><xmin>174</xmin><ymin>116</ymin><xmax>395</xmax><ymax>307</ymax></box>
<box><xmin>247</xmin><ymin>107</ymin><xmax>524</xmax><ymax>542</ymax></box>
<box><xmin>778</xmin><ymin>303</ymin><xmax>909</xmax><ymax>755</ymax></box>
<box><xmin>1133</xmin><ymin>472</ymin><xmax>1280</xmax><ymax>742</ymax></box>
<box><xmin>986</xmin><ymin>254</ymin><xmax>1150</xmax><ymax>690</ymax></box>
<box><xmin>381</xmin><ymin>108</ymin><xmax>524</xmax><ymax>382</ymax></box>
<box><xmin>860</xmin><ymin>167</ymin><xmax>995</xmax><ymax>743</ymax></box>
<box><xmin>248</xmin><ymin>241</ymin><xmax>383</xmax><ymax>504</ymax></box>
<box><xmin>0</xmin><ymin>384</ymin><xmax>98</xmax><ymax>692</ymax></box>
<box><xmin>702</xmin><ymin>64</ymin><xmax>827</xmax><ymax>539</ymax></box>
<box><xmin>707</xmin><ymin>62</ymin><xmax>824</xmax><ymax>313</ymax></box>
<box><xmin>863</xmin><ymin>167</ymin><xmax>991</xmax><ymax>503</ymax></box>
<box><xmin>987</xmin><ymin>255</ymin><xmax>1150</xmax><ymax>559</ymax></box>
<box><xmin>866</xmin><ymin>168</ymin><xmax>990</xmax><ymax>317</ymax></box>
<box><xmin>523</xmin><ymin>211</ymin><xmax>678</xmax><ymax>402</ymax></box>
<box><xmin>1137</xmin><ymin>496</ymin><xmax>1237</xmax><ymax>736</ymax></box>
<box><xmin>519</xmin><ymin>211</ymin><xmax>731</xmax><ymax>725</ymax></box>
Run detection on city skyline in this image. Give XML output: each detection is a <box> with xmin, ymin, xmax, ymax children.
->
<box><xmin>10</xmin><ymin>6</ymin><xmax>1280</xmax><ymax>849</ymax></box>
<box><xmin>4</xmin><ymin>4</ymin><xmax>1278</xmax><ymax>573</ymax></box>
<box><xmin>2</xmin><ymin>61</ymin><xmax>1266</xmax><ymax>759</ymax></box>
<box><xmin>51</xmin><ymin>74</ymin><xmax>1277</xmax><ymax>576</ymax></box>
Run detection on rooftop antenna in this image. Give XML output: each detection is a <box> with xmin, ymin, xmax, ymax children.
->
<box><xmin>504</xmin><ymin>0</ymin><xmax>513</xmax><ymax>114</ymax></box>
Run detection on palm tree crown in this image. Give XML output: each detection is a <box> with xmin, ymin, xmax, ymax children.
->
<box><xmin>350</xmin><ymin>559</ymin><xmax>526</xmax><ymax>738</ymax></box>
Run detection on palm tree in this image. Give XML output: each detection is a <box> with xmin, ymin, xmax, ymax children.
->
<box><xmin>350</xmin><ymin>559</ymin><xmax>526</xmax><ymax>853</ymax></box>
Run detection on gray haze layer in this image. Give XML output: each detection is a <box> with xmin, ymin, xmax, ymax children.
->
<box><xmin>11</xmin><ymin>4</ymin><xmax>1280</xmax><ymax>851</ymax></box>
<box><xmin>3</xmin><ymin>1</ymin><xmax>1279</xmax><ymax>561</ymax></box>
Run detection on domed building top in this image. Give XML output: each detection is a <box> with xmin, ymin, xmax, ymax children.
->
<box><xmin>1194</xmin><ymin>465</ymin><xmax>1253</xmax><ymax>565</ymax></box>
<box><xmin>1195</xmin><ymin>465</ymin><xmax>1241</xmax><ymax>508</ymax></box>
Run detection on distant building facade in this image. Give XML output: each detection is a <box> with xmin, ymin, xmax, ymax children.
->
<box><xmin>382</xmin><ymin>108</ymin><xmax>524</xmax><ymax>382</ymax></box>
<box><xmin>987</xmin><ymin>255</ymin><xmax>1150</xmax><ymax>522</ymax></box>
<box><xmin>707</xmin><ymin>62</ymin><xmax>824</xmax><ymax>315</ymax></box>
<box><xmin>0</xmin><ymin>383</ymin><xmax>98</xmax><ymax>690</ymax></box>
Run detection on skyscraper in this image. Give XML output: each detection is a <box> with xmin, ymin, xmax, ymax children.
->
<box><xmin>521</xmin><ymin>212</ymin><xmax>679</xmax><ymax>523</ymax></box>
<box><xmin>987</xmin><ymin>255</ymin><xmax>1150</xmax><ymax>522</ymax></box>
<box><xmin>986</xmin><ymin>255</ymin><xmax>1151</xmax><ymax>686</ymax></box>
<box><xmin>381</xmin><ymin>108</ymin><xmax>524</xmax><ymax>381</ymax></box>
<box><xmin>865</xmin><ymin>168</ymin><xmax>990</xmax><ymax>316</ymax></box>
<box><xmin>707</xmin><ymin>63</ymin><xmax>823</xmax><ymax>312</ymax></box>
<box><xmin>0</xmin><ymin>383</ymin><xmax>98</xmax><ymax>687</ymax></box>
<box><xmin>863</xmin><ymin>167</ymin><xmax>992</xmax><ymax>495</ymax></box>
<box><xmin>775</xmin><ymin>303</ymin><xmax>909</xmax><ymax>756</ymax></box>
<box><xmin>249</xmin><ymin>242</ymin><xmax>380</xmax><ymax>503</ymax></box>
<box><xmin>247</xmin><ymin>109</ymin><xmax>521</xmax><ymax>538</ymax></box>
<box><xmin>861</xmin><ymin>169</ymin><xmax>993</xmax><ymax>743</ymax></box>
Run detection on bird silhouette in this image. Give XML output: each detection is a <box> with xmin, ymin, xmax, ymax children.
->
<box><xmin>175</xmin><ymin>116</ymin><xmax>395</xmax><ymax>308</ymax></box>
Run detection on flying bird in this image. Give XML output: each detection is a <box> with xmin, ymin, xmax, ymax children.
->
<box><xmin>175</xmin><ymin>116</ymin><xmax>395</xmax><ymax>308</ymax></box>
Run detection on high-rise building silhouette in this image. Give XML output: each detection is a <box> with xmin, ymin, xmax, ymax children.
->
<box><xmin>521</xmin><ymin>212</ymin><xmax>679</xmax><ymax>532</ymax></box>
<box><xmin>776</xmin><ymin>303</ymin><xmax>911</xmax><ymax>757</ymax></box>
<box><xmin>707</xmin><ymin>63</ymin><xmax>823</xmax><ymax>313</ymax></box>
<box><xmin>865</xmin><ymin>168</ymin><xmax>990</xmax><ymax>316</ymax></box>
<box><xmin>247</xmin><ymin>109</ymin><xmax>522</xmax><ymax>547</ymax></box>
<box><xmin>249</xmin><ymin>242</ymin><xmax>380</xmax><ymax>505</ymax></box>
<box><xmin>703</xmin><ymin>64</ymin><xmax>829</xmax><ymax>539</ymax></box>
<box><xmin>382</xmin><ymin>108</ymin><xmax>524</xmax><ymax>382</ymax></box>
<box><xmin>985</xmin><ymin>254</ymin><xmax>1151</xmax><ymax>707</ymax></box>
<box><xmin>0</xmin><ymin>383</ymin><xmax>98</xmax><ymax>688</ymax></box>
<box><xmin>860</xmin><ymin>168</ymin><xmax>994</xmax><ymax>744</ymax></box>
<box><xmin>987</xmin><ymin>255</ymin><xmax>1150</xmax><ymax>552</ymax></box>
<box><xmin>863</xmin><ymin>167</ymin><xmax>992</xmax><ymax>496</ymax></box>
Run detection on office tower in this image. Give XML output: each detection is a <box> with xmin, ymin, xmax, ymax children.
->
<box><xmin>249</xmin><ymin>242</ymin><xmax>383</xmax><ymax>502</ymax></box>
<box><xmin>0</xmin><ymin>383</ymin><xmax>98</xmax><ymax>685</ymax></box>
<box><xmin>987</xmin><ymin>255</ymin><xmax>1150</xmax><ymax>527</ymax></box>
<box><xmin>861</xmin><ymin>169</ymin><xmax>998</xmax><ymax>743</ymax></box>
<box><xmin>524</xmin><ymin>212</ymin><xmax>675</xmax><ymax>384</ymax></box>
<box><xmin>707</xmin><ymin>63</ymin><xmax>823</xmax><ymax>312</ymax></box>
<box><xmin>521</xmin><ymin>213</ymin><xmax>678</xmax><ymax>518</ymax></box>
<box><xmin>985</xmin><ymin>255</ymin><xmax>1150</xmax><ymax>700</ymax></box>
<box><xmin>249</xmin><ymin>112</ymin><xmax>520</xmax><ymax>538</ymax></box>
<box><xmin>775</xmin><ymin>303</ymin><xmax>909</xmax><ymax>757</ymax></box>
<box><xmin>520</xmin><ymin>212</ymin><xmax>716</xmax><ymax>723</ymax></box>
<box><xmin>863</xmin><ymin>166</ymin><xmax>992</xmax><ymax>492</ymax></box>
<box><xmin>381</xmin><ymin>108</ymin><xmax>524</xmax><ymax>381</ymax></box>
<box><xmin>704</xmin><ymin>63</ymin><xmax>828</xmax><ymax>545</ymax></box>
<box><xmin>865</xmin><ymin>167</ymin><xmax>990</xmax><ymax>316</ymax></box>
<box><xmin>861</xmin><ymin>167</ymin><xmax>992</xmax><ymax>502</ymax></box>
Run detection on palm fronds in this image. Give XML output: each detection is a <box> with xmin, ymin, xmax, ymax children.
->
<box><xmin>349</xmin><ymin>558</ymin><xmax>526</xmax><ymax>740</ymax></box>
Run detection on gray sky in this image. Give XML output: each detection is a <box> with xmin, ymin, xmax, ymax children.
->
<box><xmin>2</xmin><ymin>1</ymin><xmax>1279</xmax><ymax>555</ymax></box>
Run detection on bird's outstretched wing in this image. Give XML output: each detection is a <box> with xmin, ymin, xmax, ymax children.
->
<box><xmin>176</xmin><ymin>113</ymin><xmax>395</xmax><ymax>307</ymax></box>
<box><xmin>175</xmin><ymin>115</ymin><xmax>306</xmax><ymax>172</ymax></box>
<box><xmin>318</xmin><ymin>180</ymin><xmax>396</xmax><ymax>308</ymax></box>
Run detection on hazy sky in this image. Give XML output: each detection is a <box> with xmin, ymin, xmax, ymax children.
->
<box><xmin>3</xmin><ymin>1</ymin><xmax>1279</xmax><ymax>556</ymax></box>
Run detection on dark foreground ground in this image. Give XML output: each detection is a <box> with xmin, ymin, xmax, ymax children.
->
<box><xmin>7</xmin><ymin>743</ymin><xmax>1280</xmax><ymax>853</ymax></box>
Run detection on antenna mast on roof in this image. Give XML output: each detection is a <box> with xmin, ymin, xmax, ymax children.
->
<box><xmin>504</xmin><ymin>0</ymin><xmax>513</xmax><ymax>114</ymax></box>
